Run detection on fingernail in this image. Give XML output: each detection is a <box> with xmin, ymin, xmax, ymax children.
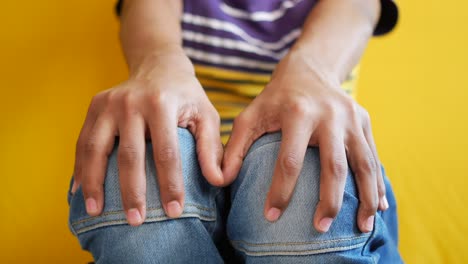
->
<box><xmin>127</xmin><ymin>208</ymin><xmax>142</xmax><ymax>226</ymax></box>
<box><xmin>166</xmin><ymin>201</ymin><xmax>182</xmax><ymax>218</ymax></box>
<box><xmin>266</xmin><ymin>207</ymin><xmax>281</xmax><ymax>222</ymax></box>
<box><xmin>363</xmin><ymin>215</ymin><xmax>375</xmax><ymax>232</ymax></box>
<box><xmin>319</xmin><ymin>217</ymin><xmax>333</xmax><ymax>232</ymax></box>
<box><xmin>383</xmin><ymin>196</ymin><xmax>389</xmax><ymax>210</ymax></box>
<box><xmin>85</xmin><ymin>198</ymin><xmax>98</xmax><ymax>215</ymax></box>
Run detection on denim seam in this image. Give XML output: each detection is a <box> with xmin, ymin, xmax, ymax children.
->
<box><xmin>232</xmin><ymin>242</ymin><xmax>367</xmax><ymax>256</ymax></box>
<box><xmin>230</xmin><ymin>234</ymin><xmax>370</xmax><ymax>247</ymax></box>
<box><xmin>68</xmin><ymin>219</ymin><xmax>78</xmax><ymax>236</ymax></box>
<box><xmin>71</xmin><ymin>203</ymin><xmax>215</xmax><ymax>226</ymax></box>
<box><xmin>74</xmin><ymin>214</ymin><xmax>216</xmax><ymax>235</ymax></box>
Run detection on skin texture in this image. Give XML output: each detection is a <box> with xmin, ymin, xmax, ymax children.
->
<box><xmin>73</xmin><ymin>0</ymin><xmax>387</xmax><ymax>233</ymax></box>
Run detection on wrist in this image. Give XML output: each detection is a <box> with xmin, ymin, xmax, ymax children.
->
<box><xmin>129</xmin><ymin>45</ymin><xmax>194</xmax><ymax>82</ymax></box>
<box><xmin>282</xmin><ymin>46</ymin><xmax>341</xmax><ymax>88</ymax></box>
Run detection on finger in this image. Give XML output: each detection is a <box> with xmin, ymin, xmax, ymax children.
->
<box><xmin>150</xmin><ymin>110</ymin><xmax>184</xmax><ymax>218</ymax></box>
<box><xmin>347</xmin><ymin>132</ymin><xmax>379</xmax><ymax>233</ymax></box>
<box><xmin>118</xmin><ymin>113</ymin><xmax>147</xmax><ymax>226</ymax></box>
<box><xmin>73</xmin><ymin>98</ymin><xmax>101</xmax><ymax>193</ymax></box>
<box><xmin>222</xmin><ymin>111</ymin><xmax>261</xmax><ymax>185</ymax></box>
<box><xmin>313</xmin><ymin>129</ymin><xmax>348</xmax><ymax>233</ymax></box>
<box><xmin>191</xmin><ymin>110</ymin><xmax>224</xmax><ymax>186</ymax></box>
<box><xmin>81</xmin><ymin>117</ymin><xmax>116</xmax><ymax>217</ymax></box>
<box><xmin>363</xmin><ymin>121</ymin><xmax>388</xmax><ymax>211</ymax></box>
<box><xmin>264</xmin><ymin>117</ymin><xmax>311</xmax><ymax>222</ymax></box>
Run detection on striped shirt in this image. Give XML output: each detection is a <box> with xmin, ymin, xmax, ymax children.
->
<box><xmin>116</xmin><ymin>0</ymin><xmax>398</xmax><ymax>143</ymax></box>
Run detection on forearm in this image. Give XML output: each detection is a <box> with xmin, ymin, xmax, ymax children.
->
<box><xmin>119</xmin><ymin>0</ymin><xmax>190</xmax><ymax>78</ymax></box>
<box><xmin>291</xmin><ymin>0</ymin><xmax>381</xmax><ymax>83</ymax></box>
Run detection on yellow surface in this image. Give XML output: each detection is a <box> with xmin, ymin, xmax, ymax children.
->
<box><xmin>0</xmin><ymin>0</ymin><xmax>467</xmax><ymax>263</ymax></box>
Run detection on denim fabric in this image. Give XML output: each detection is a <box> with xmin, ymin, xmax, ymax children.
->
<box><xmin>68</xmin><ymin>128</ymin><xmax>402</xmax><ymax>263</ymax></box>
<box><xmin>227</xmin><ymin>132</ymin><xmax>402</xmax><ymax>263</ymax></box>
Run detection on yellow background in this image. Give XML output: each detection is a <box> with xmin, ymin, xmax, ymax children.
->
<box><xmin>0</xmin><ymin>0</ymin><xmax>467</xmax><ymax>263</ymax></box>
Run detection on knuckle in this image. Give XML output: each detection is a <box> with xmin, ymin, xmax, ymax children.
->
<box><xmin>84</xmin><ymin>139</ymin><xmax>101</xmax><ymax>156</ymax></box>
<box><xmin>377</xmin><ymin>181</ymin><xmax>387</xmax><ymax>197</ymax></box>
<box><xmin>91</xmin><ymin>91</ymin><xmax>113</xmax><ymax>108</ymax></box>
<box><xmin>121</xmin><ymin>93</ymin><xmax>138</xmax><ymax>113</ymax></box>
<box><xmin>147</xmin><ymin>93</ymin><xmax>165</xmax><ymax>109</ymax></box>
<box><xmin>287</xmin><ymin>99</ymin><xmax>311</xmax><ymax>118</ymax></box>
<box><xmin>280</xmin><ymin>153</ymin><xmax>302</xmax><ymax>177</ymax></box>
<box><xmin>184</xmin><ymin>102</ymin><xmax>200</xmax><ymax>118</ymax></box>
<box><xmin>321</xmin><ymin>102</ymin><xmax>341</xmax><ymax>121</ymax></box>
<box><xmin>357</xmin><ymin>157</ymin><xmax>377</xmax><ymax>176</ymax></box>
<box><xmin>199</xmin><ymin>105</ymin><xmax>220</xmax><ymax>126</ymax></box>
<box><xmin>118</xmin><ymin>144</ymin><xmax>141</xmax><ymax>166</ymax></box>
<box><xmin>329</xmin><ymin>157</ymin><xmax>348</xmax><ymax>179</ymax></box>
<box><xmin>156</xmin><ymin>146</ymin><xmax>178</xmax><ymax>164</ymax></box>
<box><xmin>100</xmin><ymin>92</ymin><xmax>115</xmax><ymax>111</ymax></box>
<box><xmin>362</xmin><ymin>198</ymin><xmax>379</xmax><ymax>214</ymax></box>
<box><xmin>342</xmin><ymin>98</ymin><xmax>358</xmax><ymax>116</ymax></box>
<box><xmin>358</xmin><ymin>106</ymin><xmax>371</xmax><ymax>127</ymax></box>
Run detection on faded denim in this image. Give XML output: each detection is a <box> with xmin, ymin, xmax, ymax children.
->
<box><xmin>68</xmin><ymin>128</ymin><xmax>402</xmax><ymax>263</ymax></box>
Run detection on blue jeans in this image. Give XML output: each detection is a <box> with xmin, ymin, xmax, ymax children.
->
<box><xmin>68</xmin><ymin>129</ymin><xmax>402</xmax><ymax>263</ymax></box>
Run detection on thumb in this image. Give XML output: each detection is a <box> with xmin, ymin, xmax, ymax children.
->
<box><xmin>193</xmin><ymin>115</ymin><xmax>224</xmax><ymax>186</ymax></box>
<box><xmin>222</xmin><ymin>113</ymin><xmax>260</xmax><ymax>185</ymax></box>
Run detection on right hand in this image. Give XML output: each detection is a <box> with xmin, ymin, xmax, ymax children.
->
<box><xmin>72</xmin><ymin>51</ymin><xmax>224</xmax><ymax>226</ymax></box>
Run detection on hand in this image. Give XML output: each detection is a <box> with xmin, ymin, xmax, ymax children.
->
<box><xmin>222</xmin><ymin>50</ymin><xmax>388</xmax><ymax>233</ymax></box>
<box><xmin>72</xmin><ymin>51</ymin><xmax>224</xmax><ymax>226</ymax></box>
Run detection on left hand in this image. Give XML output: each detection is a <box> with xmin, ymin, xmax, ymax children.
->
<box><xmin>222</xmin><ymin>50</ymin><xmax>389</xmax><ymax>233</ymax></box>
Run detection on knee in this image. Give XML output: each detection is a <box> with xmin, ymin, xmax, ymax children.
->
<box><xmin>228</xmin><ymin>132</ymin><xmax>324</xmax><ymax>220</ymax></box>
<box><xmin>68</xmin><ymin>128</ymin><xmax>219</xmax><ymax>241</ymax></box>
<box><xmin>227</xmin><ymin>133</ymin><xmax>366</xmax><ymax>258</ymax></box>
